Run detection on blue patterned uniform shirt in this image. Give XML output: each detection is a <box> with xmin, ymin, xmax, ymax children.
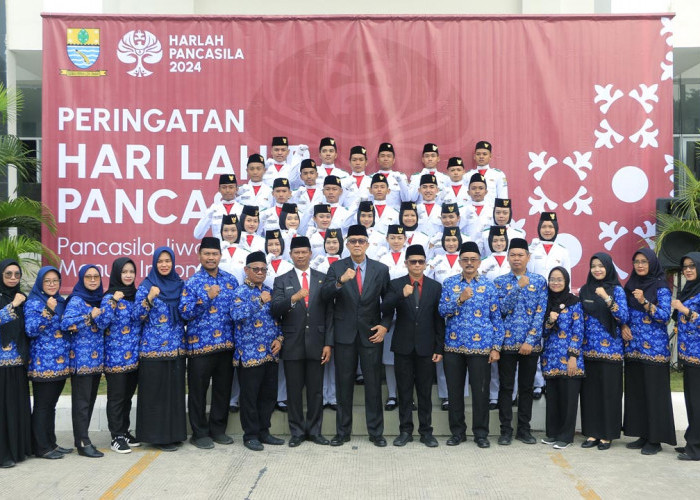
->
<box><xmin>24</xmin><ymin>297</ymin><xmax>71</xmax><ymax>380</ymax></box>
<box><xmin>677</xmin><ymin>294</ymin><xmax>700</xmax><ymax>367</ymax></box>
<box><xmin>494</xmin><ymin>271</ymin><xmax>548</xmax><ymax>352</ymax></box>
<box><xmin>0</xmin><ymin>304</ymin><xmax>23</xmax><ymax>367</ymax></box>
<box><xmin>95</xmin><ymin>294</ymin><xmax>141</xmax><ymax>373</ymax></box>
<box><xmin>134</xmin><ymin>285</ymin><xmax>186</xmax><ymax>359</ymax></box>
<box><xmin>624</xmin><ymin>287</ymin><xmax>671</xmax><ymax>364</ymax></box>
<box><xmin>541</xmin><ymin>302</ymin><xmax>585</xmax><ymax>377</ymax></box>
<box><xmin>60</xmin><ymin>298</ymin><xmax>105</xmax><ymax>375</ymax></box>
<box><xmin>582</xmin><ymin>286</ymin><xmax>628</xmax><ymax>362</ymax></box>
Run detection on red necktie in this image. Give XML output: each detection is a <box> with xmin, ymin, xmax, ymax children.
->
<box><xmin>246</xmin><ymin>234</ymin><xmax>254</xmax><ymax>246</ymax></box>
<box><xmin>328</xmin><ymin>257</ymin><xmax>338</xmax><ymax>265</ymax></box>
<box><xmin>428</xmin><ymin>171</ymin><xmax>435</xmax><ymax>176</ymax></box>
<box><xmin>330</xmin><ymin>207</ymin><xmax>337</xmax><ymax>218</ymax></box>
<box><xmin>325</xmin><ymin>167</ymin><xmax>333</xmax><ymax>176</ymax></box>
<box><xmin>271</xmin><ymin>259</ymin><xmax>281</xmax><ymax>273</ymax></box>
<box><xmin>307</xmin><ymin>188</ymin><xmax>316</xmax><ymax>200</ymax></box>
<box><xmin>446</xmin><ymin>254</ymin><xmax>458</xmax><ymax>268</ymax></box>
<box><xmin>408</xmin><ymin>235</ymin><xmax>414</xmax><ymax>244</ymax></box>
<box><xmin>302</xmin><ymin>271</ymin><xmax>309</xmax><ymax>307</ymax></box>
<box><xmin>543</xmin><ymin>243</ymin><xmax>553</xmax><ymax>255</ymax></box>
<box><xmin>354</xmin><ymin>175</ymin><xmax>363</xmax><ymax>188</ymax></box>
<box><xmin>474</xmin><ymin>205</ymin><xmax>484</xmax><ymax>216</ymax></box>
<box><xmin>376</xmin><ymin>205</ymin><xmax>385</xmax><ymax>218</ymax></box>
<box><xmin>355</xmin><ymin>265</ymin><xmax>362</xmax><ymax>295</ymax></box>
<box><xmin>392</xmin><ymin>252</ymin><xmax>401</xmax><ymax>264</ymax></box>
<box><xmin>495</xmin><ymin>255</ymin><xmax>506</xmax><ymax>267</ymax></box>
<box><xmin>276</xmin><ymin>206</ymin><xmax>282</xmax><ymax>217</ymax></box>
<box><xmin>252</xmin><ymin>185</ymin><xmax>261</xmax><ymax>196</ymax></box>
<box><xmin>223</xmin><ymin>203</ymin><xmax>234</xmax><ymax>214</ymax></box>
<box><xmin>478</xmin><ymin>169</ymin><xmax>486</xmax><ymax>176</ymax></box>
<box><xmin>452</xmin><ymin>185</ymin><xmax>461</xmax><ymax>197</ymax></box>
<box><xmin>319</xmin><ymin>231</ymin><xmax>326</xmax><ymax>239</ymax></box>
<box><xmin>275</xmin><ymin>163</ymin><xmax>284</xmax><ymax>172</ymax></box>
<box><xmin>228</xmin><ymin>247</ymin><xmax>236</xmax><ymax>257</ymax></box>
<box><xmin>424</xmin><ymin>203</ymin><xmax>434</xmax><ymax>216</ymax></box>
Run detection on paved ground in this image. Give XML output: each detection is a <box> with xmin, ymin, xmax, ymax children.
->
<box><xmin>3</xmin><ymin>429</ymin><xmax>697</xmax><ymax>499</ymax></box>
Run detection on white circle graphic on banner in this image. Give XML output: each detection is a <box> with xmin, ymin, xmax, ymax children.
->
<box><xmin>612</xmin><ymin>166</ymin><xmax>648</xmax><ymax>203</ymax></box>
<box><xmin>557</xmin><ymin>233</ymin><xmax>582</xmax><ymax>268</ymax></box>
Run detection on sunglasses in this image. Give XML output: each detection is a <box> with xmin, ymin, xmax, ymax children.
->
<box><xmin>248</xmin><ymin>267</ymin><xmax>268</xmax><ymax>273</ymax></box>
<box><xmin>347</xmin><ymin>238</ymin><xmax>368</xmax><ymax>245</ymax></box>
<box><xmin>3</xmin><ymin>271</ymin><xmax>20</xmax><ymax>278</ymax></box>
<box><xmin>407</xmin><ymin>259</ymin><xmax>425</xmax><ymax>265</ymax></box>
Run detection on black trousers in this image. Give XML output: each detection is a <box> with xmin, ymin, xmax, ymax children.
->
<box><xmin>623</xmin><ymin>360</ymin><xmax>676</xmax><ymax>445</ymax></box>
<box><xmin>334</xmin><ymin>336</ymin><xmax>383</xmax><ymax>437</ymax></box>
<box><xmin>545</xmin><ymin>377</ymin><xmax>581</xmax><ymax>443</ymax></box>
<box><xmin>394</xmin><ymin>352</ymin><xmax>434</xmax><ymax>436</ymax></box>
<box><xmin>105</xmin><ymin>370</ymin><xmax>138</xmax><ymax>438</ymax></box>
<box><xmin>71</xmin><ymin>374</ymin><xmax>101</xmax><ymax>447</ymax></box>
<box><xmin>498</xmin><ymin>351</ymin><xmax>539</xmax><ymax>436</ymax></box>
<box><xmin>444</xmin><ymin>352</ymin><xmax>490</xmax><ymax>439</ymax></box>
<box><xmin>31</xmin><ymin>378</ymin><xmax>67</xmax><ymax>456</ymax></box>
<box><xmin>238</xmin><ymin>361</ymin><xmax>278</xmax><ymax>441</ymax></box>
<box><xmin>580</xmin><ymin>359</ymin><xmax>622</xmax><ymax>440</ymax></box>
<box><xmin>683</xmin><ymin>364</ymin><xmax>700</xmax><ymax>459</ymax></box>
<box><xmin>285</xmin><ymin>359</ymin><xmax>324</xmax><ymax>438</ymax></box>
<box><xmin>187</xmin><ymin>351</ymin><xmax>234</xmax><ymax>439</ymax></box>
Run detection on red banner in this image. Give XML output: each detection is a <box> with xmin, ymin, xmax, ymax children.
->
<box><xmin>42</xmin><ymin>14</ymin><xmax>674</xmax><ymax>291</ymax></box>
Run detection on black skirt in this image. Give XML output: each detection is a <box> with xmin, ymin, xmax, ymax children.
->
<box><xmin>683</xmin><ymin>364</ymin><xmax>700</xmax><ymax>458</ymax></box>
<box><xmin>623</xmin><ymin>360</ymin><xmax>676</xmax><ymax>445</ymax></box>
<box><xmin>580</xmin><ymin>359</ymin><xmax>622</xmax><ymax>440</ymax></box>
<box><xmin>0</xmin><ymin>365</ymin><xmax>32</xmax><ymax>465</ymax></box>
<box><xmin>136</xmin><ymin>357</ymin><xmax>187</xmax><ymax>445</ymax></box>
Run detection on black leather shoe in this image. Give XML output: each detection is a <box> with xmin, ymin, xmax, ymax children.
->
<box><xmin>330</xmin><ymin>434</ymin><xmax>350</xmax><ymax>446</ymax></box>
<box><xmin>328</xmin><ymin>404</ymin><xmax>338</xmax><ymax>411</ymax></box>
<box><xmin>369</xmin><ymin>435</ymin><xmax>387</xmax><ymax>447</ymax></box>
<box><xmin>228</xmin><ymin>404</ymin><xmax>240</xmax><ymax>413</ymax></box>
<box><xmin>309</xmin><ymin>435</ymin><xmax>329</xmax><ymax>445</ymax></box>
<box><xmin>446</xmin><ymin>434</ymin><xmax>466</xmax><ymax>446</ymax></box>
<box><xmin>512</xmin><ymin>396</ymin><xmax>518</xmax><ymax>407</ymax></box>
<box><xmin>626</xmin><ymin>438</ymin><xmax>647</xmax><ymax>449</ymax></box>
<box><xmin>155</xmin><ymin>443</ymin><xmax>178</xmax><ymax>452</ymax></box>
<box><xmin>532</xmin><ymin>389</ymin><xmax>543</xmax><ymax>400</ymax></box>
<box><xmin>516</xmin><ymin>432</ymin><xmax>537</xmax><ymax>445</ymax></box>
<box><xmin>55</xmin><ymin>446</ymin><xmax>74</xmax><ymax>454</ymax></box>
<box><xmin>475</xmin><ymin>437</ymin><xmax>490</xmax><ymax>448</ymax></box>
<box><xmin>488</xmin><ymin>402</ymin><xmax>498</xmax><ymax>411</ymax></box>
<box><xmin>190</xmin><ymin>436</ymin><xmax>215</xmax><ymax>449</ymax></box>
<box><xmin>641</xmin><ymin>442</ymin><xmax>661</xmax><ymax>455</ymax></box>
<box><xmin>393</xmin><ymin>432</ymin><xmax>413</xmax><ymax>447</ymax></box>
<box><xmin>0</xmin><ymin>460</ymin><xmax>15</xmax><ymax>468</ymax></box>
<box><xmin>212</xmin><ymin>434</ymin><xmax>234</xmax><ymax>445</ymax></box>
<box><xmin>275</xmin><ymin>401</ymin><xmax>288</xmax><ymax>413</ymax></box>
<box><xmin>597</xmin><ymin>441</ymin><xmax>611</xmax><ymax>451</ymax></box>
<box><xmin>441</xmin><ymin>399</ymin><xmax>449</xmax><ymax>411</ymax></box>
<box><xmin>244</xmin><ymin>439</ymin><xmax>264</xmax><ymax>451</ymax></box>
<box><xmin>77</xmin><ymin>444</ymin><xmax>104</xmax><ymax>458</ymax></box>
<box><xmin>260</xmin><ymin>434</ymin><xmax>285</xmax><ymax>445</ymax></box>
<box><xmin>42</xmin><ymin>449</ymin><xmax>64</xmax><ymax>460</ymax></box>
<box><xmin>288</xmin><ymin>436</ymin><xmax>304</xmax><ymax>448</ymax></box>
<box><xmin>675</xmin><ymin>446</ymin><xmax>686</xmax><ymax>453</ymax></box>
<box><xmin>384</xmin><ymin>397</ymin><xmax>398</xmax><ymax>411</ymax></box>
<box><xmin>498</xmin><ymin>434</ymin><xmax>512</xmax><ymax>446</ymax></box>
<box><xmin>420</xmin><ymin>434</ymin><xmax>439</xmax><ymax>447</ymax></box>
<box><xmin>581</xmin><ymin>439</ymin><xmax>600</xmax><ymax>448</ymax></box>
<box><xmin>355</xmin><ymin>375</ymin><xmax>364</xmax><ymax>385</ymax></box>
<box><xmin>678</xmin><ymin>452</ymin><xmax>700</xmax><ymax>461</ymax></box>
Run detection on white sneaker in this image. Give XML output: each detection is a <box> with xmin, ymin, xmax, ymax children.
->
<box><xmin>111</xmin><ymin>436</ymin><xmax>132</xmax><ymax>454</ymax></box>
<box><xmin>553</xmin><ymin>441</ymin><xmax>572</xmax><ymax>449</ymax></box>
<box><xmin>541</xmin><ymin>436</ymin><xmax>557</xmax><ymax>445</ymax></box>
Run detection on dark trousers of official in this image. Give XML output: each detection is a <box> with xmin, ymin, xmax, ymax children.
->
<box><xmin>105</xmin><ymin>370</ymin><xmax>138</xmax><ymax>438</ymax></box>
<box><xmin>188</xmin><ymin>351</ymin><xmax>234</xmax><ymax>439</ymax></box>
<box><xmin>238</xmin><ymin>361</ymin><xmax>278</xmax><ymax>442</ymax></box>
<box><xmin>545</xmin><ymin>377</ymin><xmax>581</xmax><ymax>443</ymax></box>
<box><xmin>395</xmin><ymin>351</ymin><xmax>434</xmax><ymax>436</ymax></box>
<box><xmin>285</xmin><ymin>359</ymin><xmax>324</xmax><ymax>438</ymax></box>
<box><xmin>444</xmin><ymin>352</ymin><xmax>491</xmax><ymax>439</ymax></box>
<box><xmin>335</xmin><ymin>336</ymin><xmax>383</xmax><ymax>437</ymax></box>
<box><xmin>71</xmin><ymin>374</ymin><xmax>101</xmax><ymax>447</ymax></box>
<box><xmin>498</xmin><ymin>352</ymin><xmax>539</xmax><ymax>436</ymax></box>
<box><xmin>31</xmin><ymin>379</ymin><xmax>67</xmax><ymax>456</ymax></box>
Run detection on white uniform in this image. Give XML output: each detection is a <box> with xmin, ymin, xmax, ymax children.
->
<box><xmin>192</xmin><ymin>200</ymin><xmax>244</xmax><ymax>240</ymax></box>
<box><xmin>317</xmin><ymin>164</ymin><xmax>350</xmax><ymax>184</ymax></box>
<box><xmin>237</xmin><ymin>182</ymin><xmax>274</xmax><ymax>208</ymax></box>
<box><xmin>264</xmin><ymin>147</ymin><xmax>308</xmax><ymax>188</ymax></box>
<box><xmin>479</xmin><ymin>225</ymin><xmax>527</xmax><ymax>257</ymax></box>
<box><xmin>219</xmin><ymin>242</ymin><xmax>249</xmax><ymax>285</ymax></box>
<box><xmin>258</xmin><ymin>204</ymin><xmax>286</xmax><ymax>234</ymax></box>
<box><xmin>370</xmin><ymin>202</ymin><xmax>399</xmax><ymax>231</ymax></box>
<box><xmin>310</xmin><ymin>254</ymin><xmax>342</xmax><ymax>274</ymax></box>
<box><xmin>441</xmin><ymin>180</ymin><xmax>471</xmax><ymax>204</ymax></box>
<box><xmin>342</xmin><ymin>173</ymin><xmax>372</xmax><ymax>202</ymax></box>
<box><xmin>238</xmin><ymin>232</ymin><xmax>265</xmax><ymax>253</ymax></box>
<box><xmin>408</xmin><ymin>168</ymin><xmax>451</xmax><ymax>201</ymax></box>
<box><xmin>376</xmin><ymin>169</ymin><xmax>412</xmax><ymax>206</ymax></box>
<box><xmin>291</xmin><ymin>182</ymin><xmax>325</xmax><ymax>216</ymax></box>
<box><xmin>527</xmin><ymin>239</ymin><xmax>572</xmax><ymax>278</ymax></box>
<box><xmin>279</xmin><ymin>228</ymin><xmax>303</xmax><ymax>259</ymax></box>
<box><xmin>465</xmin><ymin>165</ymin><xmax>508</xmax><ymax>205</ymax></box>
<box><xmin>462</xmin><ymin>201</ymin><xmax>494</xmax><ymax>247</ymax></box>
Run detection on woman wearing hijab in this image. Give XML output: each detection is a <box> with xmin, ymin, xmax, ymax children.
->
<box><xmin>134</xmin><ymin>247</ymin><xmax>186</xmax><ymax>451</ymax></box>
<box><xmin>0</xmin><ymin>259</ymin><xmax>32</xmax><ymax>468</ymax></box>
<box><xmin>279</xmin><ymin>203</ymin><xmax>302</xmax><ymax>259</ymax></box>
<box><xmin>219</xmin><ymin>214</ymin><xmax>250</xmax><ymax>285</ymax></box>
<box><xmin>672</xmin><ymin>252</ymin><xmax>700</xmax><ymax>461</ymax></box>
<box><xmin>24</xmin><ymin>266</ymin><xmax>71</xmax><ymax>460</ymax></box>
<box><xmin>95</xmin><ymin>258</ymin><xmax>141</xmax><ymax>454</ymax></box>
<box><xmin>310</xmin><ymin>229</ymin><xmax>344</xmax><ymax>274</ymax></box>
<box><xmin>61</xmin><ymin>264</ymin><xmax>105</xmax><ymax>458</ymax></box>
<box><xmin>398</xmin><ymin>201</ymin><xmax>430</xmax><ymax>251</ymax></box>
<box><xmin>541</xmin><ymin>267</ymin><xmax>584</xmax><ymax>449</ymax></box>
<box><xmin>479</xmin><ymin>226</ymin><xmax>511</xmax><ymax>280</ymax></box>
<box><xmin>579</xmin><ymin>253</ymin><xmax>628</xmax><ymax>450</ymax></box>
<box><xmin>622</xmin><ymin>248</ymin><xmax>675</xmax><ymax>455</ymax></box>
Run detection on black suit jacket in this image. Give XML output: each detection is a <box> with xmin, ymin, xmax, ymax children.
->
<box><xmin>271</xmin><ymin>268</ymin><xmax>333</xmax><ymax>360</ymax></box>
<box><xmin>382</xmin><ymin>275</ymin><xmax>445</xmax><ymax>357</ymax></box>
<box><xmin>321</xmin><ymin>257</ymin><xmax>392</xmax><ymax>347</ymax></box>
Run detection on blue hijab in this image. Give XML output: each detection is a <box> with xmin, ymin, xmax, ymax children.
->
<box><xmin>28</xmin><ymin>266</ymin><xmax>67</xmax><ymax>317</ymax></box>
<box><xmin>66</xmin><ymin>265</ymin><xmax>104</xmax><ymax>308</ymax></box>
<box><xmin>141</xmin><ymin>247</ymin><xmax>184</xmax><ymax>321</ymax></box>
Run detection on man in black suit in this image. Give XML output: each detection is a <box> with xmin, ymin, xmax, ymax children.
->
<box><xmin>271</xmin><ymin>236</ymin><xmax>333</xmax><ymax>447</ymax></box>
<box><xmin>383</xmin><ymin>245</ymin><xmax>444</xmax><ymax>448</ymax></box>
<box><xmin>321</xmin><ymin>224</ymin><xmax>392</xmax><ymax>447</ymax></box>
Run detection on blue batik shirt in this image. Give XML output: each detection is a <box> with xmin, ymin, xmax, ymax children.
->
<box><xmin>624</xmin><ymin>288</ymin><xmax>671</xmax><ymax>364</ymax></box>
<box><xmin>96</xmin><ymin>294</ymin><xmax>141</xmax><ymax>373</ymax></box>
<box><xmin>677</xmin><ymin>294</ymin><xmax>700</xmax><ymax>367</ymax></box>
<box><xmin>24</xmin><ymin>297</ymin><xmax>71</xmax><ymax>380</ymax></box>
<box><xmin>134</xmin><ymin>284</ymin><xmax>186</xmax><ymax>359</ymax></box>
<box><xmin>582</xmin><ymin>286</ymin><xmax>628</xmax><ymax>363</ymax></box>
<box><xmin>541</xmin><ymin>302</ymin><xmax>585</xmax><ymax>377</ymax></box>
<box><xmin>0</xmin><ymin>304</ymin><xmax>23</xmax><ymax>367</ymax></box>
<box><xmin>494</xmin><ymin>271</ymin><xmax>548</xmax><ymax>352</ymax></box>
<box><xmin>60</xmin><ymin>297</ymin><xmax>105</xmax><ymax>375</ymax></box>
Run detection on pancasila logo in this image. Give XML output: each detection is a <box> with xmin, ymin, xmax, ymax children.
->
<box><xmin>117</xmin><ymin>30</ymin><xmax>163</xmax><ymax>77</ymax></box>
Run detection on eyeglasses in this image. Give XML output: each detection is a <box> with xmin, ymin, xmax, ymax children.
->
<box><xmin>633</xmin><ymin>260</ymin><xmax>649</xmax><ymax>266</ymax></box>
<box><xmin>248</xmin><ymin>266</ymin><xmax>268</xmax><ymax>273</ymax></box>
<box><xmin>3</xmin><ymin>271</ymin><xmax>20</xmax><ymax>278</ymax></box>
<box><xmin>407</xmin><ymin>259</ymin><xmax>426</xmax><ymax>265</ymax></box>
<box><xmin>548</xmin><ymin>278</ymin><xmax>565</xmax><ymax>283</ymax></box>
<box><xmin>84</xmin><ymin>275</ymin><xmax>101</xmax><ymax>281</ymax></box>
<box><xmin>459</xmin><ymin>257</ymin><xmax>480</xmax><ymax>263</ymax></box>
<box><xmin>43</xmin><ymin>279</ymin><xmax>60</xmax><ymax>285</ymax></box>
<box><xmin>347</xmin><ymin>238</ymin><xmax>368</xmax><ymax>245</ymax></box>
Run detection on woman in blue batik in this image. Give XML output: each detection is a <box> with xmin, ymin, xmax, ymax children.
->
<box><xmin>25</xmin><ymin>266</ymin><xmax>72</xmax><ymax>460</ymax></box>
<box><xmin>61</xmin><ymin>264</ymin><xmax>105</xmax><ymax>458</ymax></box>
<box><xmin>96</xmin><ymin>257</ymin><xmax>142</xmax><ymax>454</ymax></box>
<box><xmin>0</xmin><ymin>259</ymin><xmax>31</xmax><ymax>468</ymax></box>
<box><xmin>622</xmin><ymin>248</ymin><xmax>676</xmax><ymax>455</ymax></box>
<box><xmin>541</xmin><ymin>267</ymin><xmax>584</xmax><ymax>449</ymax></box>
<box><xmin>134</xmin><ymin>247</ymin><xmax>187</xmax><ymax>451</ymax></box>
<box><xmin>672</xmin><ymin>252</ymin><xmax>700</xmax><ymax>461</ymax></box>
<box><xmin>579</xmin><ymin>253</ymin><xmax>627</xmax><ymax>450</ymax></box>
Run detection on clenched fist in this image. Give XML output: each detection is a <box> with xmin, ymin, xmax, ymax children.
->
<box><xmin>91</xmin><ymin>307</ymin><xmax>102</xmax><ymax>319</ymax></box>
<box><xmin>113</xmin><ymin>291</ymin><xmax>124</xmax><ymax>302</ymax></box>
<box><xmin>293</xmin><ymin>288</ymin><xmax>309</xmax><ymax>303</ymax></box>
<box><xmin>518</xmin><ymin>275</ymin><xmax>530</xmax><ymax>288</ymax></box>
<box><xmin>47</xmin><ymin>297</ymin><xmax>57</xmax><ymax>311</ymax></box>
<box><xmin>260</xmin><ymin>291</ymin><xmax>272</xmax><ymax>304</ymax></box>
<box><xmin>340</xmin><ymin>267</ymin><xmax>356</xmax><ymax>284</ymax></box>
<box><xmin>11</xmin><ymin>293</ymin><xmax>25</xmax><ymax>308</ymax></box>
<box><xmin>403</xmin><ymin>284</ymin><xmax>414</xmax><ymax>297</ymax></box>
<box><xmin>208</xmin><ymin>285</ymin><xmax>221</xmax><ymax>300</ymax></box>
<box><xmin>147</xmin><ymin>286</ymin><xmax>160</xmax><ymax>302</ymax></box>
<box><xmin>459</xmin><ymin>287</ymin><xmax>473</xmax><ymax>302</ymax></box>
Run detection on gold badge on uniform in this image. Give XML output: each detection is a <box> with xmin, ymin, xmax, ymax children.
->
<box><xmin>452</xmin><ymin>285</ymin><xmax>461</xmax><ymax>293</ymax></box>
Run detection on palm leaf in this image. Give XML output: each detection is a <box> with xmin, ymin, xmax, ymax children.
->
<box><xmin>656</xmin><ymin>159</ymin><xmax>700</xmax><ymax>254</ymax></box>
<box><xmin>0</xmin><ymin>83</ymin><xmax>24</xmax><ymax>125</ymax></box>
<box><xmin>0</xmin><ymin>197</ymin><xmax>57</xmax><ymax>235</ymax></box>
<box><xmin>0</xmin><ymin>234</ymin><xmax>60</xmax><ymax>279</ymax></box>
<box><xmin>0</xmin><ymin>135</ymin><xmax>37</xmax><ymax>180</ymax></box>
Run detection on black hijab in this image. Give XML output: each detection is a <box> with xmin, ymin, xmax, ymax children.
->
<box><xmin>66</xmin><ymin>265</ymin><xmax>104</xmax><ymax>308</ymax></box>
<box><xmin>624</xmin><ymin>248</ymin><xmax>670</xmax><ymax>312</ymax></box>
<box><xmin>0</xmin><ymin>259</ymin><xmax>28</xmax><ymax>360</ymax></box>
<box><xmin>399</xmin><ymin>203</ymin><xmax>419</xmax><ymax>231</ymax></box>
<box><xmin>579</xmin><ymin>253</ymin><xmax>621</xmax><ymax>336</ymax></box>
<box><xmin>544</xmin><ymin>267</ymin><xmax>580</xmax><ymax>335</ymax></box>
<box><xmin>106</xmin><ymin>258</ymin><xmax>138</xmax><ymax>302</ymax></box>
<box><xmin>674</xmin><ymin>252</ymin><xmax>700</xmax><ymax>321</ymax></box>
